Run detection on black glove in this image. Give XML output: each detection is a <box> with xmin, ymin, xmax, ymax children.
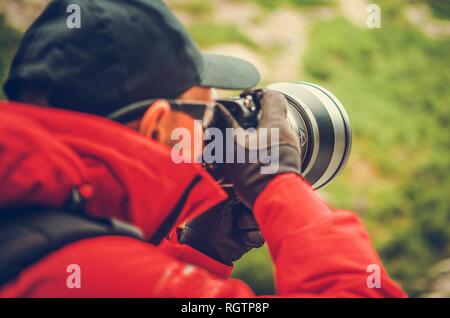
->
<box><xmin>220</xmin><ymin>88</ymin><xmax>302</xmax><ymax>208</ymax></box>
<box><xmin>179</xmin><ymin>192</ymin><xmax>264</xmax><ymax>266</ymax></box>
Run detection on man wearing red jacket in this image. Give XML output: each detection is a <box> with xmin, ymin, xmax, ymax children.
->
<box><xmin>0</xmin><ymin>0</ymin><xmax>406</xmax><ymax>297</ymax></box>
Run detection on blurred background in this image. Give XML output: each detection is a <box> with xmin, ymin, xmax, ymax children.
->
<box><xmin>0</xmin><ymin>0</ymin><xmax>449</xmax><ymax>297</ymax></box>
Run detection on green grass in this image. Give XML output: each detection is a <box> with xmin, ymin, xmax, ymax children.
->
<box><xmin>244</xmin><ymin>0</ymin><xmax>336</xmax><ymax>10</ymax></box>
<box><xmin>0</xmin><ymin>15</ymin><xmax>21</xmax><ymax>98</ymax></box>
<box><xmin>302</xmin><ymin>11</ymin><xmax>450</xmax><ymax>296</ymax></box>
<box><xmin>169</xmin><ymin>0</ymin><xmax>213</xmax><ymax>18</ymax></box>
<box><xmin>188</xmin><ymin>22</ymin><xmax>260</xmax><ymax>49</ymax></box>
<box><xmin>232</xmin><ymin>246</ymin><xmax>275</xmax><ymax>294</ymax></box>
<box><xmin>425</xmin><ymin>0</ymin><xmax>450</xmax><ymax>20</ymax></box>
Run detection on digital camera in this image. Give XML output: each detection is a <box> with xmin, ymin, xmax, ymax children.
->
<box><xmin>108</xmin><ymin>82</ymin><xmax>352</xmax><ymax>190</ymax></box>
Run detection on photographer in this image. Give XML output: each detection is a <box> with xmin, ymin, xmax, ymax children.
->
<box><xmin>0</xmin><ymin>0</ymin><xmax>405</xmax><ymax>297</ymax></box>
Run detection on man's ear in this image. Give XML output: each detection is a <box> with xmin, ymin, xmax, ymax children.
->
<box><xmin>139</xmin><ymin>99</ymin><xmax>171</xmax><ymax>143</ymax></box>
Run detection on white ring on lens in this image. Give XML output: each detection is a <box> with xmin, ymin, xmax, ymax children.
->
<box><xmin>267</xmin><ymin>83</ymin><xmax>320</xmax><ymax>177</ymax></box>
<box><xmin>299</xmin><ymin>82</ymin><xmax>351</xmax><ymax>189</ymax></box>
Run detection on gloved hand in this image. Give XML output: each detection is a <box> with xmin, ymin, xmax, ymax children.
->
<box><xmin>220</xmin><ymin>88</ymin><xmax>302</xmax><ymax>208</ymax></box>
<box><xmin>179</xmin><ymin>89</ymin><xmax>300</xmax><ymax>265</ymax></box>
<box><xmin>178</xmin><ymin>192</ymin><xmax>264</xmax><ymax>266</ymax></box>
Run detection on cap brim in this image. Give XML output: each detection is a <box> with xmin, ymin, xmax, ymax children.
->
<box><xmin>199</xmin><ymin>53</ymin><xmax>260</xmax><ymax>90</ymax></box>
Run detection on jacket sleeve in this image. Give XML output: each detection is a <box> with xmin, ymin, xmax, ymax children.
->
<box><xmin>161</xmin><ymin>173</ymin><xmax>406</xmax><ymax>297</ymax></box>
<box><xmin>253</xmin><ymin>173</ymin><xmax>407</xmax><ymax>297</ymax></box>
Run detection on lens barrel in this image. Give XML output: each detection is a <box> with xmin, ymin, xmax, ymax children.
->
<box><xmin>266</xmin><ymin>82</ymin><xmax>352</xmax><ymax>189</ymax></box>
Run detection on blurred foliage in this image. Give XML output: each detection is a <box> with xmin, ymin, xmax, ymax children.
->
<box><xmin>235</xmin><ymin>0</ymin><xmax>336</xmax><ymax>10</ymax></box>
<box><xmin>424</xmin><ymin>0</ymin><xmax>450</xmax><ymax>19</ymax></box>
<box><xmin>0</xmin><ymin>15</ymin><xmax>21</xmax><ymax>99</ymax></box>
<box><xmin>188</xmin><ymin>23</ymin><xmax>260</xmax><ymax>49</ymax></box>
<box><xmin>170</xmin><ymin>0</ymin><xmax>213</xmax><ymax>17</ymax></box>
<box><xmin>302</xmin><ymin>2</ymin><xmax>449</xmax><ymax>296</ymax></box>
<box><xmin>232</xmin><ymin>247</ymin><xmax>275</xmax><ymax>294</ymax></box>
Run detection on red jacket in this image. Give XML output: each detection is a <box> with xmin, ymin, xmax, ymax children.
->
<box><xmin>0</xmin><ymin>101</ymin><xmax>406</xmax><ymax>297</ymax></box>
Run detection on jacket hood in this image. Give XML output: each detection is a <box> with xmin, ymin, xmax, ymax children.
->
<box><xmin>0</xmin><ymin>101</ymin><xmax>227</xmax><ymax>241</ymax></box>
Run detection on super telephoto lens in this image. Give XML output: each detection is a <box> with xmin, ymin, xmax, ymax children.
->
<box><xmin>267</xmin><ymin>82</ymin><xmax>352</xmax><ymax>189</ymax></box>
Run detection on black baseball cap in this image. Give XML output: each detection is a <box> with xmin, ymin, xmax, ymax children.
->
<box><xmin>4</xmin><ymin>0</ymin><xmax>260</xmax><ymax>116</ymax></box>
